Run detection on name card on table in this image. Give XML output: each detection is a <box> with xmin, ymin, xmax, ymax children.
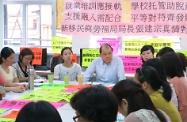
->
<box><xmin>97</xmin><ymin>38</ymin><xmax>120</xmax><ymax>54</ymax></box>
<box><xmin>119</xmin><ymin>55</ymin><xmax>142</xmax><ymax>74</ymax></box>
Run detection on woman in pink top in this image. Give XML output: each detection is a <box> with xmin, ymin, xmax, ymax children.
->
<box><xmin>161</xmin><ymin>52</ymin><xmax>187</xmax><ymax>122</ymax></box>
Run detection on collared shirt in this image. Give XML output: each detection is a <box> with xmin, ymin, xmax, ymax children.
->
<box><xmin>83</xmin><ymin>56</ymin><xmax>126</xmax><ymax>83</ymax></box>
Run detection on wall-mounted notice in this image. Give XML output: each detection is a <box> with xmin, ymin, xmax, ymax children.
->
<box><xmin>97</xmin><ymin>38</ymin><xmax>120</xmax><ymax>54</ymax></box>
<box><xmin>56</xmin><ymin>0</ymin><xmax>64</xmax><ymax>29</ymax></box>
<box><xmin>80</xmin><ymin>49</ymin><xmax>100</xmax><ymax>67</ymax></box>
<box><xmin>123</xmin><ymin>38</ymin><xmax>173</xmax><ymax>55</ymax></box>
<box><xmin>61</xmin><ymin>0</ymin><xmax>187</xmax><ymax>36</ymax></box>
<box><xmin>52</xmin><ymin>36</ymin><xmax>72</xmax><ymax>53</ymax></box>
<box><xmin>20</xmin><ymin>47</ymin><xmax>43</xmax><ymax>65</ymax></box>
<box><xmin>119</xmin><ymin>55</ymin><xmax>142</xmax><ymax>74</ymax></box>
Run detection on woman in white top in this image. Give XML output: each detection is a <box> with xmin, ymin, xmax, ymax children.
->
<box><xmin>112</xmin><ymin>79</ymin><xmax>171</xmax><ymax>122</ymax></box>
<box><xmin>54</xmin><ymin>47</ymin><xmax>82</xmax><ymax>81</ymax></box>
<box><xmin>0</xmin><ymin>47</ymin><xmax>27</xmax><ymax>93</ymax></box>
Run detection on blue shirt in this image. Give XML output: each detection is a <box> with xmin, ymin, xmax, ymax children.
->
<box><xmin>83</xmin><ymin>56</ymin><xmax>126</xmax><ymax>83</ymax></box>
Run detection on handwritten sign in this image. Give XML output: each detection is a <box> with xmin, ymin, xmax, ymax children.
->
<box><xmin>0</xmin><ymin>100</ymin><xmax>30</xmax><ymax>109</ymax></box>
<box><xmin>119</xmin><ymin>55</ymin><xmax>142</xmax><ymax>74</ymax></box>
<box><xmin>62</xmin><ymin>88</ymin><xmax>78</xmax><ymax>93</ymax></box>
<box><xmin>0</xmin><ymin>109</ymin><xmax>7</xmax><ymax>114</ymax></box>
<box><xmin>61</xmin><ymin>0</ymin><xmax>187</xmax><ymax>36</ymax></box>
<box><xmin>0</xmin><ymin>118</ymin><xmax>15</xmax><ymax>122</ymax></box>
<box><xmin>20</xmin><ymin>47</ymin><xmax>43</xmax><ymax>65</ymax></box>
<box><xmin>52</xmin><ymin>36</ymin><xmax>72</xmax><ymax>53</ymax></box>
<box><xmin>50</xmin><ymin>102</ymin><xmax>67</xmax><ymax>109</ymax></box>
<box><xmin>123</xmin><ymin>38</ymin><xmax>173</xmax><ymax>55</ymax></box>
<box><xmin>1</xmin><ymin>110</ymin><xmax>20</xmax><ymax>119</ymax></box>
<box><xmin>80</xmin><ymin>49</ymin><xmax>100</xmax><ymax>67</ymax></box>
<box><xmin>97</xmin><ymin>38</ymin><xmax>120</xmax><ymax>54</ymax></box>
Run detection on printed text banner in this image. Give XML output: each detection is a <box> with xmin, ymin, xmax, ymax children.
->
<box><xmin>119</xmin><ymin>55</ymin><xmax>142</xmax><ymax>74</ymax></box>
<box><xmin>123</xmin><ymin>38</ymin><xmax>173</xmax><ymax>55</ymax></box>
<box><xmin>80</xmin><ymin>49</ymin><xmax>100</xmax><ymax>67</ymax></box>
<box><xmin>61</xmin><ymin>0</ymin><xmax>187</xmax><ymax>36</ymax></box>
<box><xmin>52</xmin><ymin>36</ymin><xmax>72</xmax><ymax>53</ymax></box>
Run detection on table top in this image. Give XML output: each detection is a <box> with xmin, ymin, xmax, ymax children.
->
<box><xmin>0</xmin><ymin>81</ymin><xmax>124</xmax><ymax>122</ymax></box>
<box><xmin>35</xmin><ymin>70</ymin><xmax>134</xmax><ymax>79</ymax></box>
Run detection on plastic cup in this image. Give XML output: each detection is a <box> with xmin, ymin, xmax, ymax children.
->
<box><xmin>64</xmin><ymin>76</ymin><xmax>70</xmax><ymax>85</ymax></box>
<box><xmin>77</xmin><ymin>75</ymin><xmax>84</xmax><ymax>85</ymax></box>
<box><xmin>48</xmin><ymin>75</ymin><xmax>54</xmax><ymax>83</ymax></box>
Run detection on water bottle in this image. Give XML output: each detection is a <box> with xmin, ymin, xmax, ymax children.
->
<box><xmin>28</xmin><ymin>68</ymin><xmax>34</xmax><ymax>90</ymax></box>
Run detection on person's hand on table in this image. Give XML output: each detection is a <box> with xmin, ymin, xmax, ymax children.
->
<box><xmin>21</xmin><ymin>84</ymin><xmax>28</xmax><ymax>90</ymax></box>
<box><xmin>41</xmin><ymin>77</ymin><xmax>48</xmax><ymax>83</ymax></box>
<box><xmin>0</xmin><ymin>89</ymin><xmax>6</xmax><ymax>97</ymax></box>
<box><xmin>13</xmin><ymin>85</ymin><xmax>25</xmax><ymax>93</ymax></box>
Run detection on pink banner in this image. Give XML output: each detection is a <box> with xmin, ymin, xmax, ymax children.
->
<box><xmin>119</xmin><ymin>55</ymin><xmax>142</xmax><ymax>74</ymax></box>
<box><xmin>97</xmin><ymin>38</ymin><xmax>120</xmax><ymax>54</ymax></box>
<box><xmin>0</xmin><ymin>100</ymin><xmax>67</xmax><ymax>109</ymax></box>
<box><xmin>61</xmin><ymin>0</ymin><xmax>187</xmax><ymax>36</ymax></box>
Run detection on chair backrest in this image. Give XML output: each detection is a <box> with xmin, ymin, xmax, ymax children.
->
<box><xmin>50</xmin><ymin>56</ymin><xmax>62</xmax><ymax>72</ymax></box>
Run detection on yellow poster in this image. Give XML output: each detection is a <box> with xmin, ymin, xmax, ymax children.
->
<box><xmin>56</xmin><ymin>0</ymin><xmax>64</xmax><ymax>30</ymax></box>
<box><xmin>81</xmin><ymin>49</ymin><xmax>100</xmax><ymax>67</ymax></box>
<box><xmin>123</xmin><ymin>38</ymin><xmax>173</xmax><ymax>55</ymax></box>
<box><xmin>52</xmin><ymin>36</ymin><xmax>72</xmax><ymax>53</ymax></box>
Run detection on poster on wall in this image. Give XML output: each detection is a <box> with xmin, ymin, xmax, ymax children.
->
<box><xmin>123</xmin><ymin>38</ymin><xmax>174</xmax><ymax>55</ymax></box>
<box><xmin>80</xmin><ymin>48</ymin><xmax>100</xmax><ymax>67</ymax></box>
<box><xmin>97</xmin><ymin>38</ymin><xmax>120</xmax><ymax>54</ymax></box>
<box><xmin>52</xmin><ymin>36</ymin><xmax>72</xmax><ymax>53</ymax></box>
<box><xmin>119</xmin><ymin>55</ymin><xmax>142</xmax><ymax>74</ymax></box>
<box><xmin>60</xmin><ymin>0</ymin><xmax>187</xmax><ymax>36</ymax></box>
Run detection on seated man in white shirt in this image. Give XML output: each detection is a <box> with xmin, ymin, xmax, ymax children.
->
<box><xmin>83</xmin><ymin>43</ymin><xmax>126</xmax><ymax>83</ymax></box>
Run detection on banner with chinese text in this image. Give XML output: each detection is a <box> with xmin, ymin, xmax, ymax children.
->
<box><xmin>61</xmin><ymin>0</ymin><xmax>187</xmax><ymax>36</ymax></box>
<box><xmin>123</xmin><ymin>38</ymin><xmax>173</xmax><ymax>55</ymax></box>
<box><xmin>52</xmin><ymin>36</ymin><xmax>72</xmax><ymax>53</ymax></box>
<box><xmin>80</xmin><ymin>49</ymin><xmax>100</xmax><ymax>67</ymax></box>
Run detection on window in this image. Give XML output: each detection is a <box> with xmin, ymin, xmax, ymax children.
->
<box><xmin>3</xmin><ymin>1</ymin><xmax>54</xmax><ymax>52</ymax></box>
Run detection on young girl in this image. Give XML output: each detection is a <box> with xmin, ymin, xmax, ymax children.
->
<box><xmin>0</xmin><ymin>47</ymin><xmax>27</xmax><ymax>92</ymax></box>
<box><xmin>12</xmin><ymin>48</ymin><xmax>41</xmax><ymax>82</ymax></box>
<box><xmin>54</xmin><ymin>47</ymin><xmax>82</xmax><ymax>81</ymax></box>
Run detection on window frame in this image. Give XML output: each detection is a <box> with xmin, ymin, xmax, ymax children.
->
<box><xmin>3</xmin><ymin>0</ymin><xmax>56</xmax><ymax>52</ymax></box>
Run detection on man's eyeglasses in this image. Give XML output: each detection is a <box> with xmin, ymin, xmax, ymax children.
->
<box><xmin>73</xmin><ymin>115</ymin><xmax>80</xmax><ymax>122</ymax></box>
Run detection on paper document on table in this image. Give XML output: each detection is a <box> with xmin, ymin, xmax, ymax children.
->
<box><xmin>34</xmin><ymin>79</ymin><xmax>44</xmax><ymax>83</ymax></box>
